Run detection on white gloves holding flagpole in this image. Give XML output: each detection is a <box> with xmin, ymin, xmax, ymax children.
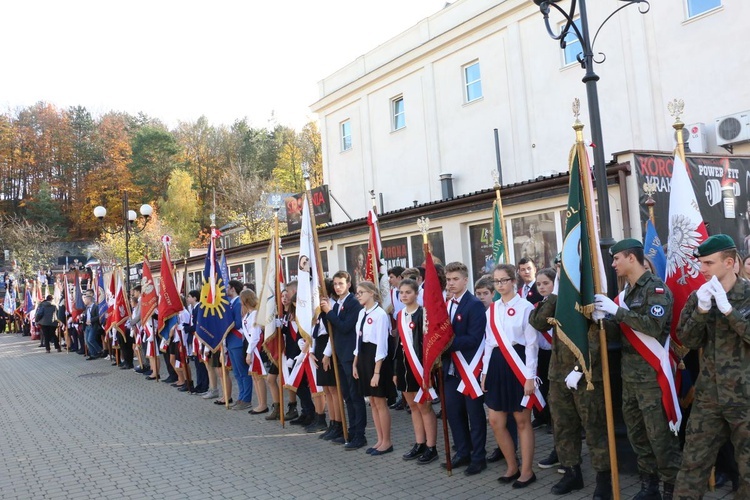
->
<box><xmin>594</xmin><ymin>294</ymin><xmax>619</xmax><ymax>316</ymax></box>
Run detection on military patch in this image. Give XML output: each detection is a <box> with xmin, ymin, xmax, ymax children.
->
<box><xmin>654</xmin><ymin>287</ymin><xmax>665</xmax><ymax>294</ymax></box>
<box><xmin>631</xmin><ymin>299</ymin><xmax>644</xmax><ymax>308</ymax></box>
<box><xmin>650</xmin><ymin>305</ymin><xmax>665</xmax><ymax>317</ymax></box>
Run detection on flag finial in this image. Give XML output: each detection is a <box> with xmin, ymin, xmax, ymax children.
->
<box><xmin>669</xmin><ymin>99</ymin><xmax>686</xmax><ymax>157</ymax></box>
<box><xmin>668</xmin><ymin>98</ymin><xmax>685</xmax><ymax>124</ymax></box>
<box><xmin>417</xmin><ymin>216</ymin><xmax>430</xmax><ymax>244</ymax></box>
<box><xmin>491</xmin><ymin>169</ymin><xmax>500</xmax><ymax>189</ymax></box>
<box><xmin>572</xmin><ymin>98</ymin><xmax>584</xmax><ymax>141</ymax></box>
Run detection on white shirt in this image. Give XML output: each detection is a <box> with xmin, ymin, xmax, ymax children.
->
<box><xmin>483</xmin><ymin>295</ymin><xmax>539</xmax><ymax>379</ymax></box>
<box><xmin>335</xmin><ymin>293</ymin><xmax>350</xmax><ymax>315</ymax></box>
<box><xmin>243</xmin><ymin>310</ymin><xmax>262</xmax><ymax>354</ymax></box>
<box><xmin>447</xmin><ymin>290</ymin><xmax>466</xmax><ymax>322</ymax></box>
<box><xmin>390</xmin><ymin>287</ymin><xmax>405</xmax><ymax>320</ymax></box>
<box><xmin>353</xmin><ymin>305</ymin><xmax>390</xmax><ymax>362</ymax></box>
<box><xmin>175</xmin><ymin>309</ymin><xmax>190</xmax><ymax>343</ymax></box>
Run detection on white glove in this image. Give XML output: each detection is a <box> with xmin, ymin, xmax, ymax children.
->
<box><xmin>709</xmin><ymin>277</ymin><xmax>732</xmax><ymax>314</ymax></box>
<box><xmin>565</xmin><ymin>369</ymin><xmax>583</xmax><ymax>390</ymax></box>
<box><xmin>274</xmin><ymin>318</ymin><xmax>283</xmax><ymax>328</ymax></box>
<box><xmin>696</xmin><ymin>282</ymin><xmax>713</xmax><ymax>311</ymax></box>
<box><xmin>285</xmin><ymin>358</ymin><xmax>295</xmax><ymax>368</ymax></box>
<box><xmin>594</xmin><ymin>294</ymin><xmax>619</xmax><ymax>316</ymax></box>
<box><xmin>591</xmin><ymin>310</ymin><xmax>607</xmax><ymax>321</ymax></box>
<box><xmin>297</xmin><ymin>338</ymin><xmax>306</xmax><ymax>351</ymax></box>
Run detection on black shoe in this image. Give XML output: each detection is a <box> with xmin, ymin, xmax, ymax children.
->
<box><xmin>99</xmin><ymin>351</ymin><xmax>108</xmax><ymax>358</ymax></box>
<box><xmin>441</xmin><ymin>455</ymin><xmax>470</xmax><ymax>469</ymax></box>
<box><xmin>633</xmin><ymin>473</ymin><xmax>661</xmax><ymax>500</ymax></box>
<box><xmin>389</xmin><ymin>398</ymin><xmax>405</xmax><ymax>410</ymax></box>
<box><xmin>512</xmin><ymin>473</ymin><xmax>537</xmax><ymax>489</ymax></box>
<box><xmin>330</xmin><ymin>435</ymin><xmax>346</xmax><ymax>445</ymax></box>
<box><xmin>403</xmin><ymin>443</ymin><xmax>427</xmax><ymax>461</ymax></box>
<box><xmin>142</xmin><ymin>369</ymin><xmax>153</xmax><ymax>376</ymax></box>
<box><xmin>319</xmin><ymin>421</ymin><xmax>335</xmax><ymax>440</ymax></box>
<box><xmin>344</xmin><ymin>438</ymin><xmax>367</xmax><ymax>450</ymax></box>
<box><xmin>325</xmin><ymin>422</ymin><xmax>344</xmax><ymax>442</ymax></box>
<box><xmin>305</xmin><ymin>414</ymin><xmax>328</xmax><ymax>433</ymax></box>
<box><xmin>538</xmin><ymin>449</ymin><xmax>560</xmax><ymax>469</ymax></box>
<box><xmin>551</xmin><ymin>465</ymin><xmax>584</xmax><ymax>494</ymax></box>
<box><xmin>289</xmin><ymin>414</ymin><xmax>313</xmax><ymax>426</ymax></box>
<box><xmin>85</xmin><ymin>356</ymin><xmax>97</xmax><ymax>360</ymax></box>
<box><xmin>178</xmin><ymin>386</ymin><xmax>189</xmax><ymax>392</ymax></box>
<box><xmin>248</xmin><ymin>408</ymin><xmax>270</xmax><ymax>415</ymax></box>
<box><xmin>498</xmin><ymin>470</ymin><xmax>521</xmax><ymax>484</ymax></box>
<box><xmin>417</xmin><ymin>446</ymin><xmax>438</xmax><ymax>465</ymax></box>
<box><xmin>134</xmin><ymin>367</ymin><xmax>146</xmax><ymax>373</ymax></box>
<box><xmin>593</xmin><ymin>471</ymin><xmax>612</xmax><ymax>500</ymax></box>
<box><xmin>163</xmin><ymin>375</ymin><xmax>178</xmax><ymax>384</ymax></box>
<box><xmin>486</xmin><ymin>447</ymin><xmax>504</xmax><ymax>463</ymax></box>
<box><xmin>120</xmin><ymin>363</ymin><xmax>133</xmax><ymax>370</ymax></box>
<box><xmin>464</xmin><ymin>461</ymin><xmax>487</xmax><ymax>476</ymax></box>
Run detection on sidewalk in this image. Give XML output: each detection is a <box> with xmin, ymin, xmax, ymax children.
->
<box><xmin>0</xmin><ymin>334</ymin><xmax>734</xmax><ymax>499</ymax></box>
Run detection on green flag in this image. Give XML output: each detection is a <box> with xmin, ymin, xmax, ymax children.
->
<box><xmin>491</xmin><ymin>200</ymin><xmax>504</xmax><ymax>265</ymax></box>
<box><xmin>554</xmin><ymin>143</ymin><xmax>596</xmax><ymax>389</ymax></box>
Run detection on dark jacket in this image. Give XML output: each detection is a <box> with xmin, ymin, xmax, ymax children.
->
<box><xmin>35</xmin><ymin>300</ymin><xmax>58</xmax><ymax>326</ymax></box>
<box><xmin>325</xmin><ymin>293</ymin><xmax>363</xmax><ymax>364</ymax></box>
<box><xmin>445</xmin><ymin>292</ymin><xmax>486</xmax><ymax>362</ymax></box>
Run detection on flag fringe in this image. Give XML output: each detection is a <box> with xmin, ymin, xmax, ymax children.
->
<box><xmin>553</xmin><ymin>321</ymin><xmax>594</xmax><ymax>391</ymax></box>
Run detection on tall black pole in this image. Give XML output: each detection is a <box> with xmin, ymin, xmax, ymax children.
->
<box><xmin>578</xmin><ymin>0</ymin><xmax>614</xmax><ymax>250</ymax></box>
<box><xmin>123</xmin><ymin>190</ymin><xmax>131</xmax><ymax>297</ymax></box>
<box><xmin>493</xmin><ymin>128</ymin><xmax>503</xmax><ymax>186</ymax></box>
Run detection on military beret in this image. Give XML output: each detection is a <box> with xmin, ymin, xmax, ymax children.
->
<box><xmin>693</xmin><ymin>234</ymin><xmax>736</xmax><ymax>258</ymax></box>
<box><xmin>610</xmin><ymin>238</ymin><xmax>643</xmax><ymax>256</ymax></box>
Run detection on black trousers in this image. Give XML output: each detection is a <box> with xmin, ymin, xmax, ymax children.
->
<box><xmin>41</xmin><ymin>325</ymin><xmax>59</xmax><ymax>351</ymax></box>
<box><xmin>337</xmin><ymin>358</ymin><xmax>367</xmax><ymax>439</ymax></box>
<box><xmin>120</xmin><ymin>332</ymin><xmax>134</xmax><ymax>365</ymax></box>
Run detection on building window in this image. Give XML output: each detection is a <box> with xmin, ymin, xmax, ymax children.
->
<box><xmin>340</xmin><ymin>120</ymin><xmax>352</xmax><ymax>151</ymax></box>
<box><xmin>392</xmin><ymin>96</ymin><xmax>405</xmax><ymax>131</ymax></box>
<box><xmin>561</xmin><ymin>18</ymin><xmax>583</xmax><ymax>66</ymax></box>
<box><xmin>686</xmin><ymin>0</ymin><xmax>720</xmax><ymax>18</ymax></box>
<box><xmin>464</xmin><ymin>61</ymin><xmax>482</xmax><ymax>102</ymax></box>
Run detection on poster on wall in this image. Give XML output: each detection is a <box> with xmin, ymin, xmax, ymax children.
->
<box><xmin>244</xmin><ymin>263</ymin><xmax>256</xmax><ymax>285</ymax></box>
<box><xmin>635</xmin><ymin>153</ymin><xmax>750</xmax><ymax>256</ymax></box>
<box><xmin>344</xmin><ymin>244</ymin><xmax>368</xmax><ymax>287</ymax></box>
<box><xmin>511</xmin><ymin>213</ymin><xmax>558</xmax><ymax>269</ymax></box>
<box><xmin>410</xmin><ymin>231</ymin><xmax>445</xmax><ymax>268</ymax></box>
<box><xmin>469</xmin><ymin>223</ymin><xmax>495</xmax><ymax>282</ymax></box>
<box><xmin>285</xmin><ymin>185</ymin><xmax>332</xmax><ymax>232</ymax></box>
<box><xmin>382</xmin><ymin>237</ymin><xmax>409</xmax><ymax>271</ymax></box>
<box><xmin>229</xmin><ymin>264</ymin><xmax>245</xmax><ymax>282</ymax></box>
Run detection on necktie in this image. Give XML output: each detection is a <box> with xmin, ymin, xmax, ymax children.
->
<box><xmin>523</xmin><ymin>284</ymin><xmax>530</xmax><ymax>296</ymax></box>
<box><xmin>449</xmin><ymin>299</ymin><xmax>458</xmax><ymax>321</ymax></box>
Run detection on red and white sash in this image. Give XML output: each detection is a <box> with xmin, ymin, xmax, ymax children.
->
<box><xmin>616</xmin><ymin>292</ymin><xmax>681</xmax><ymax>434</ymax></box>
<box><xmin>397</xmin><ymin>310</ymin><xmax>437</xmax><ymax>403</ymax></box>
<box><xmin>451</xmin><ymin>345</ymin><xmax>484</xmax><ymax>399</ymax></box>
<box><xmin>248</xmin><ymin>332</ymin><xmax>267</xmax><ymax>376</ymax></box>
<box><xmin>282</xmin><ymin>321</ymin><xmax>321</xmax><ymax>393</ymax></box>
<box><xmin>488</xmin><ymin>305</ymin><xmax>545</xmax><ymax>411</ymax></box>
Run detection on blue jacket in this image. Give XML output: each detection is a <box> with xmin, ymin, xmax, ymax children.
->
<box><xmin>226</xmin><ymin>296</ymin><xmax>244</xmax><ymax>348</ymax></box>
<box><xmin>446</xmin><ymin>292</ymin><xmax>486</xmax><ymax>363</ymax></box>
<box><xmin>324</xmin><ymin>293</ymin><xmax>363</xmax><ymax>364</ymax></box>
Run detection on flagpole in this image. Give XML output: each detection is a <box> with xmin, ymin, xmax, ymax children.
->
<box><xmin>273</xmin><ymin>207</ymin><xmax>286</xmax><ymax>428</ymax></box>
<box><xmin>221</xmin><ymin>344</ymin><xmax>230</xmax><ymax>409</ymax></box>
<box><xmin>574</xmin><ymin>113</ymin><xmax>620</xmax><ymax>499</ymax></box>
<box><xmin>304</xmin><ymin>169</ymin><xmax>348</xmax><ymax>442</ymax></box>
<box><xmin>368</xmin><ymin>191</ymin><xmax>380</xmax><ymax>285</ymax></box>
<box><xmin>491</xmin><ymin>173</ymin><xmax>511</xmax><ymax>261</ymax></box>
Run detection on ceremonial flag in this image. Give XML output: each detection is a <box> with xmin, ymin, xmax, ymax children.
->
<box><xmin>3</xmin><ymin>287</ymin><xmax>14</xmax><ymax>311</ymax></box>
<box><xmin>258</xmin><ymin>225</ymin><xmax>281</xmax><ymax>364</ymax></box>
<box><xmin>219</xmin><ymin>248</ymin><xmax>230</xmax><ymax>286</ymax></box>
<box><xmin>296</xmin><ymin>193</ymin><xmax>320</xmax><ymax>341</ymax></box>
<box><xmin>73</xmin><ymin>272</ymin><xmax>85</xmax><ymax>322</ymax></box>
<box><xmin>157</xmin><ymin>236</ymin><xmax>183</xmax><ymax>337</ymax></box>
<box><xmin>113</xmin><ymin>270</ymin><xmax>130</xmax><ymax>338</ymax></box>
<box><xmin>644</xmin><ymin>219</ymin><xmax>667</xmax><ymax>281</ymax></box>
<box><xmin>195</xmin><ymin>228</ymin><xmax>233</xmax><ymax>352</ymax></box>
<box><xmin>103</xmin><ymin>270</ymin><xmax>117</xmax><ymax>332</ymax></box>
<box><xmin>491</xmin><ymin>199</ymin><xmax>505</xmax><ymax>266</ymax></box>
<box><xmin>24</xmin><ymin>284</ymin><xmax>33</xmax><ymax>314</ymax></box>
<box><xmin>365</xmin><ymin>207</ymin><xmax>392</xmax><ymax>313</ymax></box>
<box><xmin>553</xmin><ymin>140</ymin><xmax>605</xmax><ymax>391</ymax></box>
<box><xmin>96</xmin><ymin>268</ymin><xmax>108</xmax><ymax>320</ymax></box>
<box><xmin>140</xmin><ymin>257</ymin><xmax>159</xmax><ymax>348</ymax></box>
<box><xmin>665</xmin><ymin>153</ymin><xmax>707</xmax><ymax>344</ymax></box>
<box><xmin>421</xmin><ymin>249</ymin><xmax>454</xmax><ymax>390</ymax></box>
<box><xmin>36</xmin><ymin>279</ymin><xmax>44</xmax><ymax>303</ymax></box>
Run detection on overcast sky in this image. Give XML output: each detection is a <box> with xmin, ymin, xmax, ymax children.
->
<box><xmin>2</xmin><ymin>0</ymin><xmax>450</xmax><ymax>129</ymax></box>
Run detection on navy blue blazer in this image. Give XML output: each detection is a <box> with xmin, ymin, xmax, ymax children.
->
<box><xmin>446</xmin><ymin>292</ymin><xmax>486</xmax><ymax>363</ymax></box>
<box><xmin>324</xmin><ymin>293</ymin><xmax>363</xmax><ymax>364</ymax></box>
<box><xmin>226</xmin><ymin>296</ymin><xmax>243</xmax><ymax>348</ymax></box>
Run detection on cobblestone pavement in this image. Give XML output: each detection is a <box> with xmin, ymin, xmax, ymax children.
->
<box><xmin>0</xmin><ymin>334</ymin><xmax>735</xmax><ymax>499</ymax></box>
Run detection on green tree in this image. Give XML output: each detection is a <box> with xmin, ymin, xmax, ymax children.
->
<box><xmin>130</xmin><ymin>126</ymin><xmax>181</xmax><ymax>202</ymax></box>
<box><xmin>25</xmin><ymin>181</ymin><xmax>67</xmax><ymax>236</ymax></box>
<box><xmin>159</xmin><ymin>169</ymin><xmax>200</xmax><ymax>258</ymax></box>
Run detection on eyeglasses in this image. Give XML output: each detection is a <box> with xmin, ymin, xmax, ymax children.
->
<box><xmin>355</xmin><ymin>290</ymin><xmax>372</xmax><ymax>296</ymax></box>
<box><xmin>493</xmin><ymin>278</ymin><xmax>513</xmax><ymax>285</ymax></box>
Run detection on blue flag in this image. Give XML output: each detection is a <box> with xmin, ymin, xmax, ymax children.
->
<box><xmin>96</xmin><ymin>268</ymin><xmax>108</xmax><ymax>320</ymax></box>
<box><xmin>644</xmin><ymin>219</ymin><xmax>667</xmax><ymax>281</ymax></box>
<box><xmin>220</xmin><ymin>248</ymin><xmax>229</xmax><ymax>285</ymax></box>
<box><xmin>74</xmin><ymin>273</ymin><xmax>85</xmax><ymax>313</ymax></box>
<box><xmin>195</xmin><ymin>230</ymin><xmax>234</xmax><ymax>352</ymax></box>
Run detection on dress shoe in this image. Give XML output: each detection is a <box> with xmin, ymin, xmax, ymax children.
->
<box><xmin>370</xmin><ymin>446</ymin><xmax>393</xmax><ymax>456</ymax></box>
<box><xmin>163</xmin><ymin>375</ymin><xmax>178</xmax><ymax>384</ymax></box>
<box><xmin>170</xmin><ymin>383</ymin><xmax>181</xmax><ymax>387</ymax></box>
<box><xmin>441</xmin><ymin>455</ymin><xmax>470</xmax><ymax>469</ymax></box>
<box><xmin>178</xmin><ymin>386</ymin><xmax>189</xmax><ymax>392</ymax></box>
<box><xmin>365</xmin><ymin>447</ymin><xmax>375</xmax><ymax>455</ymax></box>
<box><xmin>85</xmin><ymin>356</ymin><xmax>97</xmax><ymax>360</ymax></box>
<box><xmin>417</xmin><ymin>446</ymin><xmax>438</xmax><ymax>465</ymax></box>
<box><xmin>512</xmin><ymin>473</ymin><xmax>537</xmax><ymax>489</ymax></box>
<box><xmin>389</xmin><ymin>398</ymin><xmax>405</xmax><ymax>410</ymax></box>
<box><xmin>142</xmin><ymin>369</ymin><xmax>153</xmax><ymax>376</ymax></box>
<box><xmin>464</xmin><ymin>461</ymin><xmax>487</xmax><ymax>476</ymax></box>
<box><xmin>248</xmin><ymin>407</ymin><xmax>269</xmax><ymax>415</ymax></box>
<box><xmin>344</xmin><ymin>438</ymin><xmax>367</xmax><ymax>450</ymax></box>
<box><xmin>486</xmin><ymin>447</ymin><xmax>504</xmax><ymax>463</ymax></box>
<box><xmin>403</xmin><ymin>443</ymin><xmax>427</xmax><ymax>461</ymax></box>
<box><xmin>498</xmin><ymin>470</ymin><xmax>521</xmax><ymax>484</ymax></box>
<box><xmin>134</xmin><ymin>367</ymin><xmax>146</xmax><ymax>373</ymax></box>
<box><xmin>213</xmin><ymin>398</ymin><xmax>233</xmax><ymax>405</ymax></box>
<box><xmin>538</xmin><ymin>448</ymin><xmax>560</xmax><ymax>469</ymax></box>
<box><xmin>330</xmin><ymin>435</ymin><xmax>346</xmax><ymax>445</ymax></box>
<box><xmin>146</xmin><ymin>376</ymin><xmax>160</xmax><ymax>381</ymax></box>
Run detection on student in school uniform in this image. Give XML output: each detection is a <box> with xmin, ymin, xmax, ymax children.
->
<box><xmin>313</xmin><ymin>279</ymin><xmax>340</xmax><ymax>438</ymax></box>
<box><xmin>482</xmin><ymin>264</ymin><xmax>540</xmax><ymax>489</ymax></box>
<box><xmin>353</xmin><ymin>280</ymin><xmax>393</xmax><ymax>455</ymax></box>
<box><xmin>242</xmin><ymin>289</ymin><xmax>268</xmax><ymax>415</ymax></box>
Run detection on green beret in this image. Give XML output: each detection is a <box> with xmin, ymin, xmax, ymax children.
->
<box><xmin>610</xmin><ymin>238</ymin><xmax>643</xmax><ymax>256</ymax></box>
<box><xmin>694</xmin><ymin>234</ymin><xmax>736</xmax><ymax>258</ymax></box>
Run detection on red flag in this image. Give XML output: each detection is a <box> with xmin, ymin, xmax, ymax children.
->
<box><xmin>665</xmin><ymin>153</ymin><xmax>708</xmax><ymax>345</ymax></box>
<box><xmin>365</xmin><ymin>208</ymin><xmax>384</xmax><ymax>284</ymax></box>
<box><xmin>113</xmin><ymin>271</ymin><xmax>130</xmax><ymax>337</ymax></box>
<box><xmin>103</xmin><ymin>271</ymin><xmax>117</xmax><ymax>333</ymax></box>
<box><xmin>421</xmin><ymin>250</ymin><xmax>454</xmax><ymax>390</ymax></box>
<box><xmin>158</xmin><ymin>240</ymin><xmax>183</xmax><ymax>335</ymax></box>
<box><xmin>140</xmin><ymin>257</ymin><xmax>158</xmax><ymax>344</ymax></box>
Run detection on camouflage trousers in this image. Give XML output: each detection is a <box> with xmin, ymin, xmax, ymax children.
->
<box><xmin>674</xmin><ymin>397</ymin><xmax>750</xmax><ymax>499</ymax></box>
<box><xmin>622</xmin><ymin>380</ymin><xmax>681</xmax><ymax>483</ymax></box>
<box><xmin>549</xmin><ymin>379</ymin><xmax>610</xmax><ymax>471</ymax></box>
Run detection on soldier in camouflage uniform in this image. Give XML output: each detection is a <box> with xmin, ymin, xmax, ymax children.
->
<box><xmin>675</xmin><ymin>234</ymin><xmax>750</xmax><ymax>499</ymax></box>
<box><xmin>530</xmin><ymin>288</ymin><xmax>611</xmax><ymax>499</ymax></box>
<box><xmin>594</xmin><ymin>239</ymin><xmax>681</xmax><ymax>500</ymax></box>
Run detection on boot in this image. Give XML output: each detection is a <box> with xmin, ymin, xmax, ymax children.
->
<box><xmin>305</xmin><ymin>413</ymin><xmax>328</xmax><ymax>433</ymax></box>
<box><xmin>265</xmin><ymin>403</ymin><xmax>281</xmax><ymax>421</ymax></box>
<box><xmin>319</xmin><ymin>420</ymin><xmax>335</xmax><ymax>440</ymax></box>
<box><xmin>593</xmin><ymin>471</ymin><xmax>612</xmax><ymax>500</ymax></box>
<box><xmin>325</xmin><ymin>421</ymin><xmax>343</xmax><ymax>442</ymax></box>
<box><xmin>662</xmin><ymin>482</ymin><xmax>674</xmax><ymax>500</ymax></box>
<box><xmin>284</xmin><ymin>402</ymin><xmax>298</xmax><ymax>421</ymax></box>
<box><xmin>633</xmin><ymin>474</ymin><xmax>661</xmax><ymax>500</ymax></box>
<box><xmin>551</xmin><ymin>464</ymin><xmax>584</xmax><ymax>495</ymax></box>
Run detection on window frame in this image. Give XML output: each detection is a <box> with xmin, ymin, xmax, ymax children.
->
<box><xmin>340</xmin><ymin>120</ymin><xmax>352</xmax><ymax>152</ymax></box>
<box><xmin>463</xmin><ymin>61</ymin><xmax>483</xmax><ymax>103</ymax></box>
<box><xmin>560</xmin><ymin>18</ymin><xmax>583</xmax><ymax>67</ymax></box>
<box><xmin>685</xmin><ymin>0</ymin><xmax>721</xmax><ymax>19</ymax></box>
<box><xmin>391</xmin><ymin>95</ymin><xmax>405</xmax><ymax>131</ymax></box>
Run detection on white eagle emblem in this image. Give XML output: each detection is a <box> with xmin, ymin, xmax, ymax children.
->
<box><xmin>141</xmin><ymin>277</ymin><xmax>155</xmax><ymax>295</ymax></box>
<box><xmin>666</xmin><ymin>214</ymin><xmax>702</xmax><ymax>284</ymax></box>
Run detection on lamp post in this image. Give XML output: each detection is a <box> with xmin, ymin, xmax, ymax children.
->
<box><xmin>532</xmin><ymin>0</ymin><xmax>650</xmax><ymax>268</ymax></box>
<box><xmin>94</xmin><ymin>190</ymin><xmax>153</xmax><ymax>296</ymax></box>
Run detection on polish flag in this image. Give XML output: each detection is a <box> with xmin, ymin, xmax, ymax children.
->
<box><xmin>665</xmin><ymin>153</ymin><xmax>708</xmax><ymax>344</ymax></box>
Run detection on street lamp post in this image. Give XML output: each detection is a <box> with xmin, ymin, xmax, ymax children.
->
<box><xmin>94</xmin><ymin>190</ymin><xmax>153</xmax><ymax>296</ymax></box>
<box><xmin>532</xmin><ymin>0</ymin><xmax>650</xmax><ymax>278</ymax></box>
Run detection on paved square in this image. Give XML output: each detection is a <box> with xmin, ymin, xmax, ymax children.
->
<box><xmin>0</xmin><ymin>335</ymin><xmax>734</xmax><ymax>499</ymax></box>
